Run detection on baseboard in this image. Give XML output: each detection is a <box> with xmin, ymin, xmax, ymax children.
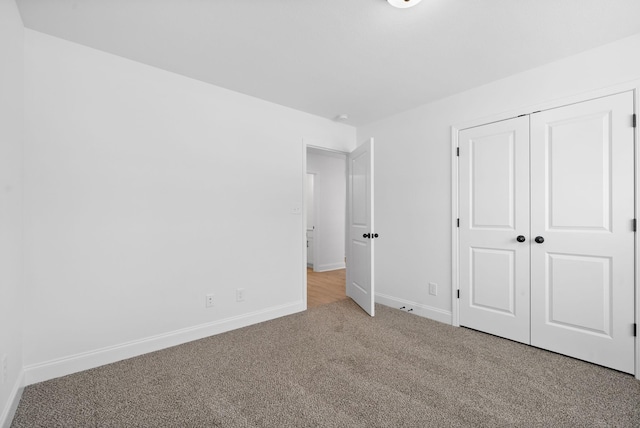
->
<box><xmin>1</xmin><ymin>370</ymin><xmax>24</xmax><ymax>428</ymax></box>
<box><xmin>375</xmin><ymin>293</ymin><xmax>452</xmax><ymax>325</ymax></box>
<box><xmin>314</xmin><ymin>262</ymin><xmax>346</xmax><ymax>272</ymax></box>
<box><xmin>23</xmin><ymin>301</ymin><xmax>305</xmax><ymax>386</ymax></box>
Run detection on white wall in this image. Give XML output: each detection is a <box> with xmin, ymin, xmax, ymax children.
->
<box><xmin>307</xmin><ymin>149</ymin><xmax>346</xmax><ymax>272</ymax></box>
<box><xmin>22</xmin><ymin>29</ymin><xmax>356</xmax><ymax>384</ymax></box>
<box><xmin>358</xmin><ymin>33</ymin><xmax>640</xmax><ymax>324</ymax></box>
<box><xmin>0</xmin><ymin>0</ymin><xmax>24</xmax><ymax>425</ymax></box>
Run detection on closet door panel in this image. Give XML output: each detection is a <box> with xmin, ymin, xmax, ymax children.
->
<box><xmin>458</xmin><ymin>116</ymin><xmax>530</xmax><ymax>344</ymax></box>
<box><xmin>530</xmin><ymin>92</ymin><xmax>635</xmax><ymax>374</ymax></box>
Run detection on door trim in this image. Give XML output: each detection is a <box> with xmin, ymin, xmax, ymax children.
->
<box><xmin>451</xmin><ymin>82</ymin><xmax>640</xmax><ymax>379</ymax></box>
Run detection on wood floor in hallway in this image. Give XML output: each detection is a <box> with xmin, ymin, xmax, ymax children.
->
<box><xmin>307</xmin><ymin>267</ymin><xmax>347</xmax><ymax>308</ymax></box>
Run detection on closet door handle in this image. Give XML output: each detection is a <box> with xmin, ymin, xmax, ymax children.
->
<box><xmin>516</xmin><ymin>235</ymin><xmax>526</xmax><ymax>242</ymax></box>
<box><xmin>363</xmin><ymin>233</ymin><xmax>371</xmax><ymax>239</ymax></box>
<box><xmin>535</xmin><ymin>236</ymin><xmax>545</xmax><ymax>244</ymax></box>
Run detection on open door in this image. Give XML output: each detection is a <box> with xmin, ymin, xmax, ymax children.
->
<box><xmin>346</xmin><ymin>138</ymin><xmax>375</xmax><ymax>316</ymax></box>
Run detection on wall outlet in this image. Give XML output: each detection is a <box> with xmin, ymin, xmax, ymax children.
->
<box><xmin>429</xmin><ymin>282</ymin><xmax>438</xmax><ymax>296</ymax></box>
<box><xmin>236</xmin><ymin>288</ymin><xmax>245</xmax><ymax>302</ymax></box>
<box><xmin>205</xmin><ymin>294</ymin><xmax>214</xmax><ymax>308</ymax></box>
<box><xmin>1</xmin><ymin>354</ymin><xmax>7</xmax><ymax>384</ymax></box>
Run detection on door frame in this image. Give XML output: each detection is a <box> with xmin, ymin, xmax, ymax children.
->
<box><xmin>451</xmin><ymin>82</ymin><xmax>640</xmax><ymax>380</ymax></box>
<box><xmin>302</xmin><ymin>142</ymin><xmax>349</xmax><ymax>309</ymax></box>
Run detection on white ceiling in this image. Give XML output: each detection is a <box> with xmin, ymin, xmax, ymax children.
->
<box><xmin>15</xmin><ymin>0</ymin><xmax>640</xmax><ymax>126</ymax></box>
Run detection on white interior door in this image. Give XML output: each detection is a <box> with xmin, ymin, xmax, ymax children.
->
<box><xmin>347</xmin><ymin>138</ymin><xmax>375</xmax><ymax>316</ymax></box>
<box><xmin>306</xmin><ymin>173</ymin><xmax>315</xmax><ymax>268</ymax></box>
<box><xmin>530</xmin><ymin>92</ymin><xmax>636</xmax><ymax>374</ymax></box>
<box><xmin>458</xmin><ymin>117</ymin><xmax>531</xmax><ymax>344</ymax></box>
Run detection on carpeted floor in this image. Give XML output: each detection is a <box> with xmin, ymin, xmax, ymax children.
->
<box><xmin>11</xmin><ymin>300</ymin><xmax>640</xmax><ymax>427</ymax></box>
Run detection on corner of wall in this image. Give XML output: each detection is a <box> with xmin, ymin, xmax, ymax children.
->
<box><xmin>0</xmin><ymin>369</ymin><xmax>24</xmax><ymax>428</ymax></box>
<box><xmin>0</xmin><ymin>0</ymin><xmax>26</xmax><ymax>426</ymax></box>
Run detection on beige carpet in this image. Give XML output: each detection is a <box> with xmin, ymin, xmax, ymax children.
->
<box><xmin>11</xmin><ymin>300</ymin><xmax>640</xmax><ymax>427</ymax></box>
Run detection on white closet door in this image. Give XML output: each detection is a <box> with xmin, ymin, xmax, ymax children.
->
<box><xmin>530</xmin><ymin>92</ymin><xmax>635</xmax><ymax>374</ymax></box>
<box><xmin>459</xmin><ymin>116</ymin><xmax>530</xmax><ymax>344</ymax></box>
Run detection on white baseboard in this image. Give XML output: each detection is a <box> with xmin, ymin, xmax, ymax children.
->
<box><xmin>1</xmin><ymin>370</ymin><xmax>24</xmax><ymax>428</ymax></box>
<box><xmin>314</xmin><ymin>262</ymin><xmax>346</xmax><ymax>272</ymax></box>
<box><xmin>375</xmin><ymin>293</ymin><xmax>453</xmax><ymax>325</ymax></box>
<box><xmin>23</xmin><ymin>301</ymin><xmax>305</xmax><ymax>386</ymax></box>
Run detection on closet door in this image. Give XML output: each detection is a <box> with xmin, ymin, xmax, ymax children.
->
<box><xmin>530</xmin><ymin>92</ymin><xmax>635</xmax><ymax>374</ymax></box>
<box><xmin>459</xmin><ymin>116</ymin><xmax>530</xmax><ymax>344</ymax></box>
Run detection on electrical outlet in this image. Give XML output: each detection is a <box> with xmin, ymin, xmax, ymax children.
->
<box><xmin>429</xmin><ymin>282</ymin><xmax>438</xmax><ymax>296</ymax></box>
<box><xmin>1</xmin><ymin>354</ymin><xmax>7</xmax><ymax>384</ymax></box>
<box><xmin>205</xmin><ymin>294</ymin><xmax>214</xmax><ymax>308</ymax></box>
<box><xmin>236</xmin><ymin>288</ymin><xmax>245</xmax><ymax>302</ymax></box>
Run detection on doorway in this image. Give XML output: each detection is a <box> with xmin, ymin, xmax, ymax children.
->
<box><xmin>305</xmin><ymin>147</ymin><xmax>348</xmax><ymax>308</ymax></box>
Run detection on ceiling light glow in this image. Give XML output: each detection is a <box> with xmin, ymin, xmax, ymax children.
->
<box><xmin>387</xmin><ymin>0</ymin><xmax>422</xmax><ymax>8</ymax></box>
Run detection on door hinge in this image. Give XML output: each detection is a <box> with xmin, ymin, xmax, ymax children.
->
<box><xmin>633</xmin><ymin>114</ymin><xmax>637</xmax><ymax>128</ymax></box>
<box><xmin>456</xmin><ymin>147</ymin><xmax>459</xmax><ymax>156</ymax></box>
<box><xmin>457</xmin><ymin>218</ymin><xmax>460</xmax><ymax>227</ymax></box>
<box><xmin>633</xmin><ymin>219</ymin><xmax>637</xmax><ymax>232</ymax></box>
<box><xmin>634</xmin><ymin>323</ymin><xmax>637</xmax><ymax>337</ymax></box>
<box><xmin>457</xmin><ymin>289</ymin><xmax>460</xmax><ymax>299</ymax></box>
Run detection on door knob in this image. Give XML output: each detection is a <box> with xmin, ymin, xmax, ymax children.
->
<box><xmin>516</xmin><ymin>235</ymin><xmax>526</xmax><ymax>242</ymax></box>
<box><xmin>363</xmin><ymin>233</ymin><xmax>371</xmax><ymax>238</ymax></box>
<box><xmin>373</xmin><ymin>233</ymin><xmax>379</xmax><ymax>238</ymax></box>
<box><xmin>535</xmin><ymin>236</ymin><xmax>544</xmax><ymax>244</ymax></box>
